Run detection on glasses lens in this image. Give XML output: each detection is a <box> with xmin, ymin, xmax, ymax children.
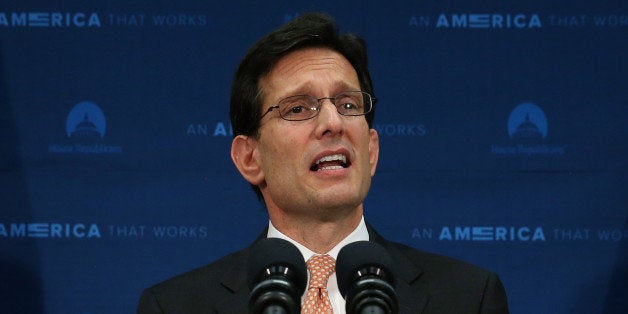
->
<box><xmin>276</xmin><ymin>92</ymin><xmax>372</xmax><ymax>121</ymax></box>
<box><xmin>278</xmin><ymin>96</ymin><xmax>318</xmax><ymax>121</ymax></box>
<box><xmin>335</xmin><ymin>91</ymin><xmax>371</xmax><ymax>116</ymax></box>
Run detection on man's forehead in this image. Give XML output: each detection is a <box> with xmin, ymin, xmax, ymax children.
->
<box><xmin>259</xmin><ymin>48</ymin><xmax>360</xmax><ymax>98</ymax></box>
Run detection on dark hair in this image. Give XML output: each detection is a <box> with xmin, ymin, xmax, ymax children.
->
<box><xmin>230</xmin><ymin>13</ymin><xmax>376</xmax><ymax>199</ymax></box>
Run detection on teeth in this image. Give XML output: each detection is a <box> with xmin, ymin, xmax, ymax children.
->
<box><xmin>318</xmin><ymin>165</ymin><xmax>343</xmax><ymax>171</ymax></box>
<box><xmin>311</xmin><ymin>154</ymin><xmax>348</xmax><ymax>171</ymax></box>
<box><xmin>315</xmin><ymin>154</ymin><xmax>347</xmax><ymax>165</ymax></box>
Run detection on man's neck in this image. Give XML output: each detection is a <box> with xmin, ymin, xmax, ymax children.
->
<box><xmin>268</xmin><ymin>208</ymin><xmax>363</xmax><ymax>254</ymax></box>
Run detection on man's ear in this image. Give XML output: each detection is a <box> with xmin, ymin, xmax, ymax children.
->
<box><xmin>231</xmin><ymin>135</ymin><xmax>265</xmax><ymax>185</ymax></box>
<box><xmin>368</xmin><ymin>128</ymin><xmax>380</xmax><ymax>177</ymax></box>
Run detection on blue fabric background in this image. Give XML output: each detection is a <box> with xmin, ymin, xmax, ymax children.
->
<box><xmin>1</xmin><ymin>1</ymin><xmax>626</xmax><ymax>313</ymax></box>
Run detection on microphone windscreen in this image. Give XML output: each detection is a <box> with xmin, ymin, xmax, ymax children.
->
<box><xmin>336</xmin><ymin>241</ymin><xmax>394</xmax><ymax>296</ymax></box>
<box><xmin>246</xmin><ymin>237</ymin><xmax>307</xmax><ymax>292</ymax></box>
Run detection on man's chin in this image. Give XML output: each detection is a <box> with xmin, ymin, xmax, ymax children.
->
<box><xmin>310</xmin><ymin>192</ymin><xmax>365</xmax><ymax>212</ymax></box>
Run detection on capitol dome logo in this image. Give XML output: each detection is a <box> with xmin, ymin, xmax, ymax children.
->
<box><xmin>66</xmin><ymin>101</ymin><xmax>106</xmax><ymax>140</ymax></box>
<box><xmin>48</xmin><ymin>101</ymin><xmax>122</xmax><ymax>154</ymax></box>
<box><xmin>490</xmin><ymin>102</ymin><xmax>565</xmax><ymax>156</ymax></box>
<box><xmin>507</xmin><ymin>103</ymin><xmax>548</xmax><ymax>140</ymax></box>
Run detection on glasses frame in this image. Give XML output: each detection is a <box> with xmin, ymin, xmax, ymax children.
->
<box><xmin>260</xmin><ymin>91</ymin><xmax>374</xmax><ymax>121</ymax></box>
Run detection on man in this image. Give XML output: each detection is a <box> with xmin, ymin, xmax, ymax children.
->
<box><xmin>137</xmin><ymin>13</ymin><xmax>509</xmax><ymax>313</ymax></box>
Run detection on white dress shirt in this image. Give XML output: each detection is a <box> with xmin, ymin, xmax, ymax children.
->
<box><xmin>267</xmin><ymin>216</ymin><xmax>370</xmax><ymax>314</ymax></box>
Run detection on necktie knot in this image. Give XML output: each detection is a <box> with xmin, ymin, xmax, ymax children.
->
<box><xmin>302</xmin><ymin>254</ymin><xmax>336</xmax><ymax>314</ymax></box>
<box><xmin>306</xmin><ymin>254</ymin><xmax>336</xmax><ymax>288</ymax></box>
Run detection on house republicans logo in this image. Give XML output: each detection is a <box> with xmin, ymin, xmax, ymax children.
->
<box><xmin>66</xmin><ymin>101</ymin><xmax>106</xmax><ymax>140</ymax></box>
<box><xmin>507</xmin><ymin>103</ymin><xmax>547</xmax><ymax>140</ymax></box>
<box><xmin>49</xmin><ymin>101</ymin><xmax>122</xmax><ymax>154</ymax></box>
<box><xmin>491</xmin><ymin>102</ymin><xmax>565</xmax><ymax>155</ymax></box>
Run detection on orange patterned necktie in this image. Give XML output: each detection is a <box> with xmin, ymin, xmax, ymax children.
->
<box><xmin>302</xmin><ymin>254</ymin><xmax>336</xmax><ymax>314</ymax></box>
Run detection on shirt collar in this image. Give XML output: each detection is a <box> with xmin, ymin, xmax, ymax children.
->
<box><xmin>267</xmin><ymin>216</ymin><xmax>369</xmax><ymax>261</ymax></box>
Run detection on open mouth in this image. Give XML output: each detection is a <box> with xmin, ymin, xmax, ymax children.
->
<box><xmin>310</xmin><ymin>153</ymin><xmax>350</xmax><ymax>171</ymax></box>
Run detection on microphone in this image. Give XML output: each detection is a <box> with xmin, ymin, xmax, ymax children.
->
<box><xmin>247</xmin><ymin>238</ymin><xmax>307</xmax><ymax>314</ymax></box>
<box><xmin>337</xmin><ymin>241</ymin><xmax>398</xmax><ymax>314</ymax></box>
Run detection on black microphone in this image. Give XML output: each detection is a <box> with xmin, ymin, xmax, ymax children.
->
<box><xmin>337</xmin><ymin>241</ymin><xmax>398</xmax><ymax>314</ymax></box>
<box><xmin>247</xmin><ymin>238</ymin><xmax>307</xmax><ymax>314</ymax></box>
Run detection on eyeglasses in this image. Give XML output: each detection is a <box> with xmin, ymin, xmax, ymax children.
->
<box><xmin>260</xmin><ymin>91</ymin><xmax>374</xmax><ymax>121</ymax></box>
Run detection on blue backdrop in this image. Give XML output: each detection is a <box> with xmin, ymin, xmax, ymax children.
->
<box><xmin>1</xmin><ymin>1</ymin><xmax>627</xmax><ymax>313</ymax></box>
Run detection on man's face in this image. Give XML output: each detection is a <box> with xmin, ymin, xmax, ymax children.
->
<box><xmin>252</xmin><ymin>47</ymin><xmax>379</xmax><ymax>219</ymax></box>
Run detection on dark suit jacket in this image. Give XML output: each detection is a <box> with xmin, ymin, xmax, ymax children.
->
<box><xmin>138</xmin><ymin>225</ymin><xmax>509</xmax><ymax>313</ymax></box>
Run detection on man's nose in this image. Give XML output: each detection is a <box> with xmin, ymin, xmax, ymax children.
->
<box><xmin>314</xmin><ymin>99</ymin><xmax>344</xmax><ymax>137</ymax></box>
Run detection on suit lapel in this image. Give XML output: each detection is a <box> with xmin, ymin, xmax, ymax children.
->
<box><xmin>219</xmin><ymin>228</ymin><xmax>269</xmax><ymax>290</ymax></box>
<box><xmin>367</xmin><ymin>224</ymin><xmax>431</xmax><ymax>314</ymax></box>
<box><xmin>215</xmin><ymin>230</ymin><xmax>268</xmax><ymax>313</ymax></box>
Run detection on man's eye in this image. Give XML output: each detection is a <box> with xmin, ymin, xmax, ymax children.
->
<box><xmin>282</xmin><ymin>103</ymin><xmax>310</xmax><ymax>117</ymax></box>
<box><xmin>290</xmin><ymin>105</ymin><xmax>306</xmax><ymax>114</ymax></box>
<box><xmin>342</xmin><ymin>103</ymin><xmax>358</xmax><ymax>110</ymax></box>
<box><xmin>339</xmin><ymin>102</ymin><xmax>362</xmax><ymax>113</ymax></box>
